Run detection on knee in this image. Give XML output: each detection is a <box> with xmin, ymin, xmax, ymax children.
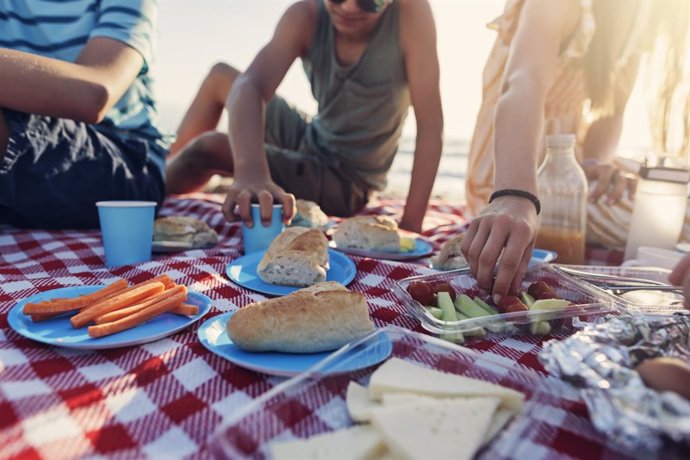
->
<box><xmin>206</xmin><ymin>63</ymin><xmax>240</xmax><ymax>99</ymax></box>
<box><xmin>194</xmin><ymin>131</ymin><xmax>231</xmax><ymax>154</ymax></box>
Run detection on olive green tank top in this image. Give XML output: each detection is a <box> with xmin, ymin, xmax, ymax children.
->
<box><xmin>302</xmin><ymin>0</ymin><xmax>410</xmax><ymax>190</ymax></box>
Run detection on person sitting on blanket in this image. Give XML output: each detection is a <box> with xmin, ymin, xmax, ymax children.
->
<box><xmin>0</xmin><ymin>0</ymin><xmax>170</xmax><ymax>229</ymax></box>
<box><xmin>165</xmin><ymin>0</ymin><xmax>443</xmax><ymax>233</ymax></box>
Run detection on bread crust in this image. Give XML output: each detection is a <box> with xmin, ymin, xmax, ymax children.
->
<box><xmin>153</xmin><ymin>216</ymin><xmax>218</xmax><ymax>247</ymax></box>
<box><xmin>291</xmin><ymin>199</ymin><xmax>329</xmax><ymax>229</ymax></box>
<box><xmin>227</xmin><ymin>283</ymin><xmax>374</xmax><ymax>353</ymax></box>
<box><xmin>431</xmin><ymin>234</ymin><xmax>467</xmax><ymax>270</ymax></box>
<box><xmin>257</xmin><ymin>227</ymin><xmax>329</xmax><ymax>286</ymax></box>
<box><xmin>332</xmin><ymin>216</ymin><xmax>401</xmax><ymax>252</ymax></box>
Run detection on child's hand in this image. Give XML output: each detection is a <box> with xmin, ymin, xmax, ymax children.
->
<box><xmin>222</xmin><ymin>177</ymin><xmax>295</xmax><ymax>228</ymax></box>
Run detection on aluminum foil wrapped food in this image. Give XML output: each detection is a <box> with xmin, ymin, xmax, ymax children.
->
<box><xmin>540</xmin><ymin>314</ymin><xmax>690</xmax><ymax>451</ymax></box>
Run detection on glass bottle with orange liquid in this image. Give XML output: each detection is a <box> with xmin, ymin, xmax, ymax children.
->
<box><xmin>535</xmin><ymin>134</ymin><xmax>587</xmax><ymax>265</ymax></box>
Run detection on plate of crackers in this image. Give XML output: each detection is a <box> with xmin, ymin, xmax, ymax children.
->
<box><xmin>7</xmin><ymin>275</ymin><xmax>212</xmax><ymax>349</ymax></box>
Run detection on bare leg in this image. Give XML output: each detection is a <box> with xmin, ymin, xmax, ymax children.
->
<box><xmin>165</xmin><ymin>131</ymin><xmax>235</xmax><ymax>194</ymax></box>
<box><xmin>0</xmin><ymin>110</ymin><xmax>8</xmax><ymax>160</ymax></box>
<box><xmin>168</xmin><ymin>63</ymin><xmax>240</xmax><ymax>159</ymax></box>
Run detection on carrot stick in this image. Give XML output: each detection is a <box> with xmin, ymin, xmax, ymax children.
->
<box><xmin>88</xmin><ymin>287</ymin><xmax>188</xmax><ymax>338</ymax></box>
<box><xmin>70</xmin><ymin>282</ymin><xmax>165</xmax><ymax>328</ymax></box>
<box><xmin>171</xmin><ymin>303</ymin><xmax>199</xmax><ymax>316</ymax></box>
<box><xmin>93</xmin><ymin>286</ymin><xmax>187</xmax><ymax>325</ymax></box>
<box><xmin>23</xmin><ymin>279</ymin><xmax>128</xmax><ymax>315</ymax></box>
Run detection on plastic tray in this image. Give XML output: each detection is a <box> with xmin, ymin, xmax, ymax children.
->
<box><xmin>555</xmin><ymin>265</ymin><xmax>685</xmax><ymax>315</ymax></box>
<box><xmin>392</xmin><ymin>264</ymin><xmax>617</xmax><ymax>340</ymax></box>
<box><xmin>210</xmin><ymin>326</ymin><xmax>542</xmax><ymax>460</ymax></box>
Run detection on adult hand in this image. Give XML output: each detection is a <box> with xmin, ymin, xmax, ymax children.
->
<box><xmin>221</xmin><ymin>175</ymin><xmax>295</xmax><ymax>228</ymax></box>
<box><xmin>669</xmin><ymin>253</ymin><xmax>690</xmax><ymax>306</ymax></box>
<box><xmin>460</xmin><ymin>196</ymin><xmax>538</xmax><ymax>303</ymax></box>
<box><xmin>583</xmin><ymin>162</ymin><xmax>637</xmax><ymax>204</ymax></box>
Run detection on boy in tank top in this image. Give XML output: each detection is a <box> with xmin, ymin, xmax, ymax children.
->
<box><xmin>166</xmin><ymin>0</ymin><xmax>442</xmax><ymax>232</ymax></box>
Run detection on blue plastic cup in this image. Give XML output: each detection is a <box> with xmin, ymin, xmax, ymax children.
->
<box><xmin>96</xmin><ymin>201</ymin><xmax>157</xmax><ymax>267</ymax></box>
<box><xmin>242</xmin><ymin>204</ymin><xmax>285</xmax><ymax>253</ymax></box>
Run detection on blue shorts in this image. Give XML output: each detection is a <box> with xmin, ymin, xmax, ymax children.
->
<box><xmin>0</xmin><ymin>109</ymin><xmax>166</xmax><ymax>229</ymax></box>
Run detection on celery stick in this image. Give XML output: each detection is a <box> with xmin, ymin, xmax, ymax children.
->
<box><xmin>427</xmin><ymin>306</ymin><xmax>444</xmax><ymax>320</ymax></box>
<box><xmin>457</xmin><ymin>310</ymin><xmax>487</xmax><ymax>337</ymax></box>
<box><xmin>530</xmin><ymin>321</ymin><xmax>551</xmax><ymax>335</ymax></box>
<box><xmin>520</xmin><ymin>292</ymin><xmax>536</xmax><ymax>308</ymax></box>
<box><xmin>455</xmin><ymin>294</ymin><xmax>490</xmax><ymax>318</ymax></box>
<box><xmin>438</xmin><ymin>292</ymin><xmax>464</xmax><ymax>343</ymax></box>
<box><xmin>473</xmin><ymin>296</ymin><xmax>499</xmax><ymax>315</ymax></box>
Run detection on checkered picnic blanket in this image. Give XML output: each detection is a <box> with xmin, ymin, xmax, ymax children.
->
<box><xmin>0</xmin><ymin>194</ymin><xmax>630</xmax><ymax>459</ymax></box>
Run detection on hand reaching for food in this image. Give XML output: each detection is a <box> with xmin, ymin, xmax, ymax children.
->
<box><xmin>222</xmin><ymin>176</ymin><xmax>295</xmax><ymax>227</ymax></box>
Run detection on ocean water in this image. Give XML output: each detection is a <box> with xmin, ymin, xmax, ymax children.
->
<box><xmin>155</xmin><ymin>0</ymin><xmax>654</xmax><ymax>201</ymax></box>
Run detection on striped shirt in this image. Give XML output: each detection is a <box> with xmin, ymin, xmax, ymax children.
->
<box><xmin>0</xmin><ymin>0</ymin><xmax>168</xmax><ymax>148</ymax></box>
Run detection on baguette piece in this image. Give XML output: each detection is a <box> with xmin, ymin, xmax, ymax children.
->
<box><xmin>431</xmin><ymin>234</ymin><xmax>467</xmax><ymax>270</ymax></box>
<box><xmin>290</xmin><ymin>199</ymin><xmax>329</xmax><ymax>229</ymax></box>
<box><xmin>257</xmin><ymin>227</ymin><xmax>329</xmax><ymax>287</ymax></box>
<box><xmin>332</xmin><ymin>216</ymin><xmax>401</xmax><ymax>252</ymax></box>
<box><xmin>154</xmin><ymin>216</ymin><xmax>218</xmax><ymax>247</ymax></box>
<box><xmin>227</xmin><ymin>282</ymin><xmax>374</xmax><ymax>353</ymax></box>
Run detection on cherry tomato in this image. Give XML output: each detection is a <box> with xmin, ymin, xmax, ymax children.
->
<box><xmin>497</xmin><ymin>295</ymin><xmax>527</xmax><ymax>314</ymax></box>
<box><xmin>431</xmin><ymin>281</ymin><xmax>456</xmax><ymax>300</ymax></box>
<box><xmin>527</xmin><ymin>281</ymin><xmax>557</xmax><ymax>300</ymax></box>
<box><xmin>406</xmin><ymin>281</ymin><xmax>436</xmax><ymax>306</ymax></box>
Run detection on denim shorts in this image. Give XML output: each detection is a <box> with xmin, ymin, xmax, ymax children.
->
<box><xmin>0</xmin><ymin>109</ymin><xmax>166</xmax><ymax>229</ymax></box>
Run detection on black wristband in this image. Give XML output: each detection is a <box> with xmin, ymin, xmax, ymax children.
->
<box><xmin>489</xmin><ymin>189</ymin><xmax>541</xmax><ymax>215</ymax></box>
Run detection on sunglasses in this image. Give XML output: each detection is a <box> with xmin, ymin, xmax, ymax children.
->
<box><xmin>329</xmin><ymin>0</ymin><xmax>392</xmax><ymax>14</ymax></box>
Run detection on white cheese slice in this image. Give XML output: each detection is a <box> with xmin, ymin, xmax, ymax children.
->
<box><xmin>269</xmin><ymin>425</ymin><xmax>383</xmax><ymax>460</ymax></box>
<box><xmin>379</xmin><ymin>393</ymin><xmax>515</xmax><ymax>446</ymax></box>
<box><xmin>347</xmin><ymin>381</ymin><xmax>380</xmax><ymax>422</ymax></box>
<box><xmin>370</xmin><ymin>397</ymin><xmax>500</xmax><ymax>460</ymax></box>
<box><xmin>369</xmin><ymin>358</ymin><xmax>524</xmax><ymax>412</ymax></box>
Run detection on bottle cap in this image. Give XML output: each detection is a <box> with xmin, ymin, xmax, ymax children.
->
<box><xmin>545</xmin><ymin>134</ymin><xmax>576</xmax><ymax>148</ymax></box>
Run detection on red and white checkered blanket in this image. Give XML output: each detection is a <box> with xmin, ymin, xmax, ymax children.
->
<box><xmin>0</xmin><ymin>194</ymin><xmax>629</xmax><ymax>459</ymax></box>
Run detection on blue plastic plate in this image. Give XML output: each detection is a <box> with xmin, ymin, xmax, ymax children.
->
<box><xmin>7</xmin><ymin>286</ymin><xmax>212</xmax><ymax>350</ymax></box>
<box><xmin>225</xmin><ymin>249</ymin><xmax>356</xmax><ymax>296</ymax></box>
<box><xmin>328</xmin><ymin>238</ymin><xmax>434</xmax><ymax>261</ymax></box>
<box><xmin>531</xmin><ymin>249</ymin><xmax>558</xmax><ymax>263</ymax></box>
<box><xmin>198</xmin><ymin>311</ymin><xmax>393</xmax><ymax>377</ymax></box>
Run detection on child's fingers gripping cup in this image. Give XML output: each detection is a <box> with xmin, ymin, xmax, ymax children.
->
<box><xmin>96</xmin><ymin>201</ymin><xmax>157</xmax><ymax>267</ymax></box>
<box><xmin>242</xmin><ymin>203</ymin><xmax>285</xmax><ymax>253</ymax></box>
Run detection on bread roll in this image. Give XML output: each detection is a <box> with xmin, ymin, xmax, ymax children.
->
<box><xmin>332</xmin><ymin>216</ymin><xmax>401</xmax><ymax>252</ymax></box>
<box><xmin>153</xmin><ymin>216</ymin><xmax>218</xmax><ymax>247</ymax></box>
<box><xmin>290</xmin><ymin>199</ymin><xmax>329</xmax><ymax>229</ymax></box>
<box><xmin>257</xmin><ymin>227</ymin><xmax>329</xmax><ymax>286</ymax></box>
<box><xmin>431</xmin><ymin>234</ymin><xmax>467</xmax><ymax>270</ymax></box>
<box><xmin>227</xmin><ymin>282</ymin><xmax>375</xmax><ymax>353</ymax></box>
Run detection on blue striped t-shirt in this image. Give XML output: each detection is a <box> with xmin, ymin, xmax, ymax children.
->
<box><xmin>0</xmin><ymin>0</ymin><xmax>169</xmax><ymax>149</ymax></box>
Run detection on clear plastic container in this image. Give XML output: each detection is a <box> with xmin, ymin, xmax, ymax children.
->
<box><xmin>555</xmin><ymin>264</ymin><xmax>685</xmax><ymax>315</ymax></box>
<box><xmin>210</xmin><ymin>326</ymin><xmax>543</xmax><ymax>460</ymax></box>
<box><xmin>392</xmin><ymin>264</ymin><xmax>616</xmax><ymax>341</ymax></box>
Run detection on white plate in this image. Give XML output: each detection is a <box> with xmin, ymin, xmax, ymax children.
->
<box><xmin>198</xmin><ymin>311</ymin><xmax>393</xmax><ymax>377</ymax></box>
<box><xmin>8</xmin><ymin>286</ymin><xmax>212</xmax><ymax>349</ymax></box>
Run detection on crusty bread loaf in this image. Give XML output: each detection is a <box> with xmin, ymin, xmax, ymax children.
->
<box><xmin>257</xmin><ymin>227</ymin><xmax>329</xmax><ymax>286</ymax></box>
<box><xmin>290</xmin><ymin>199</ymin><xmax>329</xmax><ymax>229</ymax></box>
<box><xmin>332</xmin><ymin>216</ymin><xmax>401</xmax><ymax>252</ymax></box>
<box><xmin>431</xmin><ymin>234</ymin><xmax>467</xmax><ymax>270</ymax></box>
<box><xmin>153</xmin><ymin>216</ymin><xmax>218</xmax><ymax>247</ymax></box>
<box><xmin>227</xmin><ymin>282</ymin><xmax>375</xmax><ymax>353</ymax></box>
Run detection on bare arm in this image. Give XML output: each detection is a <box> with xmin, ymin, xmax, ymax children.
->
<box><xmin>398</xmin><ymin>0</ymin><xmax>444</xmax><ymax>233</ymax></box>
<box><xmin>0</xmin><ymin>38</ymin><xmax>143</xmax><ymax>124</ymax></box>
<box><xmin>222</xmin><ymin>1</ymin><xmax>316</xmax><ymax>226</ymax></box>
<box><xmin>461</xmin><ymin>0</ymin><xmax>579</xmax><ymax>302</ymax></box>
<box><xmin>581</xmin><ymin>55</ymin><xmax>641</xmax><ymax>203</ymax></box>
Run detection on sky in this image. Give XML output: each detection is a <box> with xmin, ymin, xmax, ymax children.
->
<box><xmin>154</xmin><ymin>0</ymin><xmax>653</xmax><ymax>150</ymax></box>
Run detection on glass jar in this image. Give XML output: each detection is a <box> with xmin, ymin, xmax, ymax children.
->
<box><xmin>535</xmin><ymin>134</ymin><xmax>587</xmax><ymax>265</ymax></box>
